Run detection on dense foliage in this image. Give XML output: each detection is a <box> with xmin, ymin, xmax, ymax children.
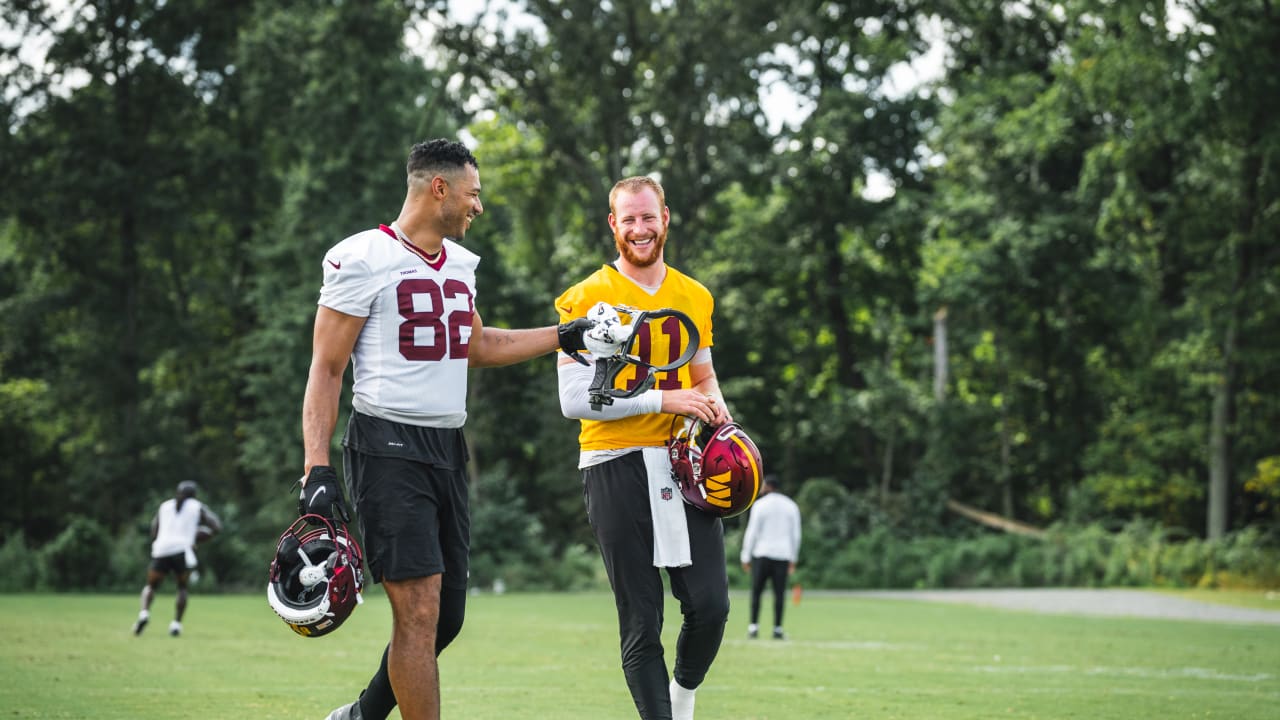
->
<box><xmin>2</xmin><ymin>0</ymin><xmax>1276</xmax><ymax>590</ymax></box>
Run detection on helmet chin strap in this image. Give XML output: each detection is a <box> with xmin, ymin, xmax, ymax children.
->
<box><xmin>588</xmin><ymin>306</ymin><xmax>700</xmax><ymax>411</ymax></box>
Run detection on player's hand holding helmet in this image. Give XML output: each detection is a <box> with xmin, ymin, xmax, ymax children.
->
<box><xmin>668</xmin><ymin>417</ymin><xmax>764</xmax><ymax>518</ymax></box>
<box><xmin>298</xmin><ymin>465</ymin><xmax>350</xmax><ymax>524</ymax></box>
<box><xmin>559</xmin><ymin>302</ymin><xmax>633</xmax><ymax>365</ymax></box>
<box><xmin>558</xmin><ymin>317</ymin><xmax>595</xmax><ymax>365</ymax></box>
<box><xmin>268</xmin><ymin>513</ymin><xmax>365</xmax><ymax>637</ymax></box>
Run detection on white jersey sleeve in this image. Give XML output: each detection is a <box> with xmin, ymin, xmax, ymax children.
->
<box><xmin>319</xmin><ymin>242</ymin><xmax>379</xmax><ymax>317</ymax></box>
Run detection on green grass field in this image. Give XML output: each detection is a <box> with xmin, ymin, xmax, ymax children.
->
<box><xmin>2</xmin><ymin>590</ymin><xmax>1276</xmax><ymax>719</ymax></box>
<box><xmin>1154</xmin><ymin>588</ymin><xmax>1280</xmax><ymax>611</ymax></box>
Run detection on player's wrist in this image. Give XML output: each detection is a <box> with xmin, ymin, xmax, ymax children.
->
<box><xmin>301</xmin><ymin>460</ymin><xmax>332</xmax><ymax>483</ymax></box>
<box><xmin>639</xmin><ymin>389</ymin><xmax>663</xmax><ymax>415</ymax></box>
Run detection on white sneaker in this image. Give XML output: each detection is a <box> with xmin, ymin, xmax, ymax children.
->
<box><xmin>670</xmin><ymin>678</ymin><xmax>696</xmax><ymax>720</ymax></box>
<box><xmin>168</xmin><ymin>620</ymin><xmax>182</xmax><ymax>637</ymax></box>
<box><xmin>132</xmin><ymin>610</ymin><xmax>150</xmax><ymax>636</ymax></box>
<box><xmin>325</xmin><ymin>701</ymin><xmax>362</xmax><ymax>720</ymax></box>
<box><xmin>747</xmin><ymin>623</ymin><xmax>758</xmax><ymax>639</ymax></box>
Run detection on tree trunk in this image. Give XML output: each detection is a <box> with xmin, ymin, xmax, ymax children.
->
<box><xmin>880</xmin><ymin>422</ymin><xmax>896</xmax><ymax>504</ymax></box>
<box><xmin>1208</xmin><ymin>102</ymin><xmax>1263</xmax><ymax>538</ymax></box>
<box><xmin>1207</xmin><ymin>328</ymin><xmax>1233</xmax><ymax>539</ymax></box>
<box><xmin>1000</xmin><ymin>388</ymin><xmax>1014</xmax><ymax>519</ymax></box>
<box><xmin>933</xmin><ymin>307</ymin><xmax>948</xmax><ymax>402</ymax></box>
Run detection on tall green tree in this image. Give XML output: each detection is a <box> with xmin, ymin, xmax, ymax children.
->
<box><xmin>733</xmin><ymin>2</ymin><xmax>935</xmax><ymax>508</ymax></box>
<box><xmin>1064</xmin><ymin>0</ymin><xmax>1280</xmax><ymax>537</ymax></box>
<box><xmin>924</xmin><ymin>1</ymin><xmax>1141</xmax><ymax>525</ymax></box>
<box><xmin>0</xmin><ymin>0</ymin><xmax>258</xmax><ymax>540</ymax></box>
<box><xmin>926</xmin><ymin>0</ymin><xmax>1280</xmax><ymax>537</ymax></box>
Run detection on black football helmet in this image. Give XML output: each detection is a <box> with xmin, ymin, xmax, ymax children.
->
<box><xmin>668</xmin><ymin>417</ymin><xmax>764</xmax><ymax>518</ymax></box>
<box><xmin>267</xmin><ymin>514</ymin><xmax>364</xmax><ymax>638</ymax></box>
<box><xmin>584</xmin><ymin>305</ymin><xmax>700</xmax><ymax>411</ymax></box>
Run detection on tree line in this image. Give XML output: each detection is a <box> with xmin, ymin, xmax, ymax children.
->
<box><xmin>1</xmin><ymin>0</ymin><xmax>1276</xmax><ymax>590</ymax></box>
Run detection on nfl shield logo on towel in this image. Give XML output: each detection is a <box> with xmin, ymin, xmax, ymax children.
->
<box><xmin>660</xmin><ymin>486</ymin><xmax>673</xmax><ymax>501</ymax></box>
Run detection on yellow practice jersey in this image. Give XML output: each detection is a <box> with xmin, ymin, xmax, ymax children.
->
<box><xmin>556</xmin><ymin>263</ymin><xmax>715</xmax><ymax>450</ymax></box>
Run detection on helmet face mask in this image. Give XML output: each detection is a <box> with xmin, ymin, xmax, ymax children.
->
<box><xmin>668</xmin><ymin>418</ymin><xmax>763</xmax><ymax>518</ymax></box>
<box><xmin>267</xmin><ymin>515</ymin><xmax>364</xmax><ymax>638</ymax></box>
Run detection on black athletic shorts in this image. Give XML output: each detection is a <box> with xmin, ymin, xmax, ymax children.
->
<box><xmin>149</xmin><ymin>552</ymin><xmax>188</xmax><ymax>575</ymax></box>
<box><xmin>342</xmin><ymin>412</ymin><xmax>471</xmax><ymax>588</ymax></box>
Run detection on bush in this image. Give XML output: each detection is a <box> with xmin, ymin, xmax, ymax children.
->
<box><xmin>1202</xmin><ymin>526</ymin><xmax>1280</xmax><ymax>588</ymax></box>
<box><xmin>469</xmin><ymin>466</ymin><xmax>603</xmax><ymax>592</ymax></box>
<box><xmin>39</xmin><ymin>515</ymin><xmax>114</xmax><ymax>590</ymax></box>
<box><xmin>0</xmin><ymin>531</ymin><xmax>40</xmax><ymax>592</ymax></box>
<box><xmin>107</xmin><ymin>521</ymin><xmax>151</xmax><ymax>592</ymax></box>
<box><xmin>14</xmin><ymin>511</ymin><xmax>1279</xmax><ymax>592</ymax></box>
<box><xmin>194</xmin><ymin>501</ymin><xmax>263</xmax><ymax>591</ymax></box>
<box><xmin>787</xmin><ymin>522</ymin><xmax>1280</xmax><ymax>590</ymax></box>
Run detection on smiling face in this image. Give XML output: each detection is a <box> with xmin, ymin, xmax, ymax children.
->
<box><xmin>440</xmin><ymin>163</ymin><xmax>483</xmax><ymax>240</ymax></box>
<box><xmin>608</xmin><ymin>185</ymin><xmax>669</xmax><ymax>269</ymax></box>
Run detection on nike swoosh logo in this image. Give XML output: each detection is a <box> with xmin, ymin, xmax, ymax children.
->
<box><xmin>308</xmin><ymin>486</ymin><xmax>327</xmax><ymax>507</ymax></box>
<box><xmin>327</xmin><ymin>259</ymin><xmax>341</xmax><ymax>270</ymax></box>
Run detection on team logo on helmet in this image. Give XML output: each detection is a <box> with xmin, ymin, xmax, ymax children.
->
<box><xmin>668</xmin><ymin>418</ymin><xmax>763</xmax><ymax>518</ymax></box>
<box><xmin>267</xmin><ymin>515</ymin><xmax>364</xmax><ymax>638</ymax></box>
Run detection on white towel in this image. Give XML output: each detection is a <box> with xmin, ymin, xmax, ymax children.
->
<box><xmin>643</xmin><ymin>447</ymin><xmax>691</xmax><ymax>567</ymax></box>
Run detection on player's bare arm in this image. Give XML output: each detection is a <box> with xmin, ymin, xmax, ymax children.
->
<box><xmin>687</xmin><ymin>359</ymin><xmax>732</xmax><ymax>425</ymax></box>
<box><xmin>467</xmin><ymin>310</ymin><xmax>559</xmax><ymax>368</ymax></box>
<box><xmin>302</xmin><ymin>305</ymin><xmax>366</xmax><ymax>476</ymax></box>
<box><xmin>200</xmin><ymin>507</ymin><xmax>223</xmax><ymax>535</ymax></box>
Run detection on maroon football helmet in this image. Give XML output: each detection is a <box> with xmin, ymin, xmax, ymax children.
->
<box><xmin>267</xmin><ymin>515</ymin><xmax>364</xmax><ymax>638</ymax></box>
<box><xmin>668</xmin><ymin>418</ymin><xmax>764</xmax><ymax>518</ymax></box>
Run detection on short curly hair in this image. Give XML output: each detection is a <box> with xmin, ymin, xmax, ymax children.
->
<box><xmin>406</xmin><ymin>139</ymin><xmax>478</xmax><ymax>190</ymax></box>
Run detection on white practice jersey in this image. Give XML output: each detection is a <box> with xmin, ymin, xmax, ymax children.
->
<box><xmin>318</xmin><ymin>225</ymin><xmax>480</xmax><ymax>428</ymax></box>
<box><xmin>740</xmin><ymin>492</ymin><xmax>802</xmax><ymax>564</ymax></box>
<box><xmin>151</xmin><ymin>498</ymin><xmax>205</xmax><ymax>558</ymax></box>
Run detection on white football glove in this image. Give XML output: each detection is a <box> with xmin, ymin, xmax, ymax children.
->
<box><xmin>583</xmin><ymin>301</ymin><xmax>630</xmax><ymax>358</ymax></box>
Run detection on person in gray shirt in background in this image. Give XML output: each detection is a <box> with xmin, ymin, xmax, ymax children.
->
<box><xmin>739</xmin><ymin>475</ymin><xmax>801</xmax><ymax>639</ymax></box>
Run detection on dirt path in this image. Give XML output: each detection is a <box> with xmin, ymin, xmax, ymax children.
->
<box><xmin>840</xmin><ymin>588</ymin><xmax>1280</xmax><ymax>625</ymax></box>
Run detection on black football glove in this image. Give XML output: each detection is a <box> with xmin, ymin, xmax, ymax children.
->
<box><xmin>558</xmin><ymin>317</ymin><xmax>594</xmax><ymax>366</ymax></box>
<box><xmin>298</xmin><ymin>465</ymin><xmax>351</xmax><ymax>525</ymax></box>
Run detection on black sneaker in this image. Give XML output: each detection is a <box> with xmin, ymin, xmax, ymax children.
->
<box><xmin>772</xmin><ymin>627</ymin><xmax>785</xmax><ymax>640</ymax></box>
<box><xmin>132</xmin><ymin>613</ymin><xmax>149</xmax><ymax>636</ymax></box>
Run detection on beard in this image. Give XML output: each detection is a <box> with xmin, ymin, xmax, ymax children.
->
<box><xmin>614</xmin><ymin>224</ymin><xmax>667</xmax><ymax>268</ymax></box>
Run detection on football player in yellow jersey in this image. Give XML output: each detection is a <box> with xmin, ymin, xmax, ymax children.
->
<box><xmin>556</xmin><ymin>176</ymin><xmax>734</xmax><ymax>720</ymax></box>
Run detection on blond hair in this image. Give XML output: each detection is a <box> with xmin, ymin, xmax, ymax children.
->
<box><xmin>609</xmin><ymin>176</ymin><xmax>666</xmax><ymax>215</ymax></box>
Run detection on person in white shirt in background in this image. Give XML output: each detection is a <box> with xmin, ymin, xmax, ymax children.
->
<box><xmin>133</xmin><ymin>480</ymin><xmax>221</xmax><ymax>637</ymax></box>
<box><xmin>739</xmin><ymin>475</ymin><xmax>801</xmax><ymax>640</ymax></box>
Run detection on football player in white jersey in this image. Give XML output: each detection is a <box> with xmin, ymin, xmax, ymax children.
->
<box><xmin>132</xmin><ymin>480</ymin><xmax>221</xmax><ymax>637</ymax></box>
<box><xmin>303</xmin><ymin>139</ymin><xmax>595</xmax><ymax>720</ymax></box>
